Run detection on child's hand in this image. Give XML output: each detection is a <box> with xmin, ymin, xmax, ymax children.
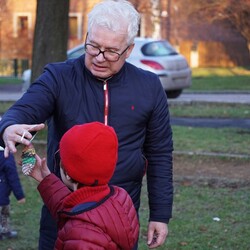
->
<box><xmin>29</xmin><ymin>154</ymin><xmax>51</xmax><ymax>182</ymax></box>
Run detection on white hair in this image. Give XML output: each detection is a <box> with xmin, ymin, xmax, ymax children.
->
<box><xmin>87</xmin><ymin>0</ymin><xmax>140</xmax><ymax>45</ymax></box>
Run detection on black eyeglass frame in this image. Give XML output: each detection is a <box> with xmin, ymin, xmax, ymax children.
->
<box><xmin>84</xmin><ymin>33</ymin><xmax>130</xmax><ymax>62</ymax></box>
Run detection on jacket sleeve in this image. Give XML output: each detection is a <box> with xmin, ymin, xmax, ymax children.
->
<box><xmin>3</xmin><ymin>153</ymin><xmax>25</xmax><ymax>201</ymax></box>
<box><xmin>0</xmin><ymin>63</ymin><xmax>60</xmax><ymax>147</ymax></box>
<box><xmin>144</xmin><ymin>77</ymin><xmax>173</xmax><ymax>223</ymax></box>
<box><xmin>37</xmin><ymin>173</ymin><xmax>71</xmax><ymax>219</ymax></box>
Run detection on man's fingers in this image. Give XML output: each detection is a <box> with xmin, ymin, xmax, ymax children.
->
<box><xmin>28</xmin><ymin>123</ymin><xmax>45</xmax><ymax>132</ymax></box>
<box><xmin>147</xmin><ymin>229</ymin><xmax>154</xmax><ymax>246</ymax></box>
<box><xmin>15</xmin><ymin>124</ymin><xmax>45</xmax><ymax>141</ymax></box>
<box><xmin>17</xmin><ymin>124</ymin><xmax>45</xmax><ymax>144</ymax></box>
<box><xmin>4</xmin><ymin>146</ymin><xmax>11</xmax><ymax>158</ymax></box>
<box><xmin>148</xmin><ymin>233</ymin><xmax>159</xmax><ymax>248</ymax></box>
<box><xmin>147</xmin><ymin>222</ymin><xmax>168</xmax><ymax>248</ymax></box>
<box><xmin>2</xmin><ymin>123</ymin><xmax>45</xmax><ymax>158</ymax></box>
<box><xmin>155</xmin><ymin>233</ymin><xmax>166</xmax><ymax>246</ymax></box>
<box><xmin>4</xmin><ymin>139</ymin><xmax>18</xmax><ymax>157</ymax></box>
<box><xmin>18</xmin><ymin>131</ymin><xmax>33</xmax><ymax>142</ymax></box>
<box><xmin>20</xmin><ymin>123</ymin><xmax>45</xmax><ymax>140</ymax></box>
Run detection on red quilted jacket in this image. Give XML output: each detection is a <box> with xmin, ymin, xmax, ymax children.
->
<box><xmin>38</xmin><ymin>174</ymin><xmax>139</xmax><ymax>250</ymax></box>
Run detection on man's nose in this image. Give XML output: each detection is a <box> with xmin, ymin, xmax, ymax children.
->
<box><xmin>95</xmin><ymin>51</ymin><xmax>106</xmax><ymax>61</ymax></box>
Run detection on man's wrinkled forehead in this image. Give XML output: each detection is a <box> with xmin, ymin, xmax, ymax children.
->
<box><xmin>87</xmin><ymin>24</ymin><xmax>128</xmax><ymax>44</ymax></box>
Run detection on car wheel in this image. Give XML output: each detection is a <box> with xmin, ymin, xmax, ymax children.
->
<box><xmin>166</xmin><ymin>90</ymin><xmax>182</xmax><ymax>99</ymax></box>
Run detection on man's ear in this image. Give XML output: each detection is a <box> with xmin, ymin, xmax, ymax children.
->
<box><xmin>125</xmin><ymin>43</ymin><xmax>135</xmax><ymax>59</ymax></box>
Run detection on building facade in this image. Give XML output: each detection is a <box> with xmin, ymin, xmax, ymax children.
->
<box><xmin>0</xmin><ymin>0</ymin><xmax>249</xmax><ymax>76</ymax></box>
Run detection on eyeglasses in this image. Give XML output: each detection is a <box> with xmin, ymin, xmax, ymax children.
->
<box><xmin>85</xmin><ymin>43</ymin><xmax>130</xmax><ymax>62</ymax></box>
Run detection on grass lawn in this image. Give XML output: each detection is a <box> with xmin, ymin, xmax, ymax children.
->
<box><xmin>1</xmin><ymin>158</ymin><xmax>249</xmax><ymax>250</ymax></box>
<box><xmin>1</xmin><ymin>101</ymin><xmax>250</xmax><ymax>120</ymax></box>
<box><xmin>169</xmin><ymin>102</ymin><xmax>250</xmax><ymax>119</ymax></box>
<box><xmin>139</xmin><ymin>181</ymin><xmax>250</xmax><ymax>250</ymax></box>
<box><xmin>172</xmin><ymin>126</ymin><xmax>250</xmax><ymax>156</ymax></box>
<box><xmin>0</xmin><ymin>77</ymin><xmax>22</xmax><ymax>85</ymax></box>
<box><xmin>0</xmin><ymin>102</ymin><xmax>15</xmax><ymax>114</ymax></box>
<box><xmin>189</xmin><ymin>67</ymin><xmax>250</xmax><ymax>92</ymax></box>
<box><xmin>0</xmin><ymin>67</ymin><xmax>249</xmax><ymax>249</ymax></box>
<box><xmin>1</xmin><ymin>120</ymin><xmax>249</xmax><ymax>249</ymax></box>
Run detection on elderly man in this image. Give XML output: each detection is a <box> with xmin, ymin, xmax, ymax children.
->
<box><xmin>0</xmin><ymin>0</ymin><xmax>173</xmax><ymax>249</ymax></box>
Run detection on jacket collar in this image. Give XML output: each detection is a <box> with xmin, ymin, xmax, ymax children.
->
<box><xmin>62</xmin><ymin>184</ymin><xmax>111</xmax><ymax>209</ymax></box>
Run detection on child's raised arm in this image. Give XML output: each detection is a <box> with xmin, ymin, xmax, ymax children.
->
<box><xmin>21</xmin><ymin>144</ymin><xmax>51</xmax><ymax>182</ymax></box>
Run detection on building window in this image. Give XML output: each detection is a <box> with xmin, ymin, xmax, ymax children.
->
<box><xmin>69</xmin><ymin>16</ymin><xmax>77</xmax><ymax>39</ymax></box>
<box><xmin>13</xmin><ymin>13</ymin><xmax>32</xmax><ymax>38</ymax></box>
<box><xmin>68</xmin><ymin>13</ymin><xmax>82</xmax><ymax>40</ymax></box>
<box><xmin>18</xmin><ymin>16</ymin><xmax>28</xmax><ymax>36</ymax></box>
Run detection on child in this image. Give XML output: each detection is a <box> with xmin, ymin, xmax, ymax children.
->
<box><xmin>0</xmin><ymin>151</ymin><xmax>25</xmax><ymax>240</ymax></box>
<box><xmin>26</xmin><ymin>122</ymin><xmax>139</xmax><ymax>249</ymax></box>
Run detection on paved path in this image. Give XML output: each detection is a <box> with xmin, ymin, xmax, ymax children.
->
<box><xmin>1</xmin><ymin>86</ymin><xmax>250</xmax><ymax>104</ymax></box>
<box><xmin>0</xmin><ymin>92</ymin><xmax>23</xmax><ymax>101</ymax></box>
<box><xmin>0</xmin><ymin>84</ymin><xmax>23</xmax><ymax>101</ymax></box>
<box><xmin>168</xmin><ymin>92</ymin><xmax>250</xmax><ymax>129</ymax></box>
<box><xmin>0</xmin><ymin>87</ymin><xmax>249</xmax><ymax>132</ymax></box>
<box><xmin>170</xmin><ymin>117</ymin><xmax>250</xmax><ymax>129</ymax></box>
<box><xmin>169</xmin><ymin>92</ymin><xmax>250</xmax><ymax>104</ymax></box>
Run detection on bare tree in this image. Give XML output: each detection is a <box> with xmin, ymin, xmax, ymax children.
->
<box><xmin>223</xmin><ymin>0</ymin><xmax>250</xmax><ymax>52</ymax></box>
<box><xmin>31</xmin><ymin>0</ymin><xmax>70</xmax><ymax>82</ymax></box>
<box><xmin>179</xmin><ymin>0</ymin><xmax>250</xmax><ymax>54</ymax></box>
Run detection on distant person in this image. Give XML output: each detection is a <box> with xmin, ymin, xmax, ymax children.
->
<box><xmin>0</xmin><ymin>0</ymin><xmax>173</xmax><ymax>248</ymax></box>
<box><xmin>0</xmin><ymin>151</ymin><xmax>25</xmax><ymax>240</ymax></box>
<box><xmin>26</xmin><ymin>122</ymin><xmax>139</xmax><ymax>249</ymax></box>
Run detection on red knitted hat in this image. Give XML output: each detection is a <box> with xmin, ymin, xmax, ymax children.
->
<box><xmin>59</xmin><ymin>122</ymin><xmax>118</xmax><ymax>186</ymax></box>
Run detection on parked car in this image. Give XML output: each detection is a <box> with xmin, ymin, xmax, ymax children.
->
<box><xmin>22</xmin><ymin>37</ymin><xmax>191</xmax><ymax>98</ymax></box>
<box><xmin>127</xmin><ymin>37</ymin><xmax>191</xmax><ymax>98</ymax></box>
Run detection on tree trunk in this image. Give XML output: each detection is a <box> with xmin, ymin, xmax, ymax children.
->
<box><xmin>31</xmin><ymin>0</ymin><xmax>70</xmax><ymax>82</ymax></box>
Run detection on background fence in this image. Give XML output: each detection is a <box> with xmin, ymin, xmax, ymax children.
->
<box><xmin>0</xmin><ymin>59</ymin><xmax>29</xmax><ymax>77</ymax></box>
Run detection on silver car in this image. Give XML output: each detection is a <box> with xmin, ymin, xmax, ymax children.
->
<box><xmin>23</xmin><ymin>37</ymin><xmax>191</xmax><ymax>98</ymax></box>
<box><xmin>127</xmin><ymin>37</ymin><xmax>191</xmax><ymax>98</ymax></box>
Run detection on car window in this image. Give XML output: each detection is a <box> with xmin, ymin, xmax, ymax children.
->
<box><xmin>67</xmin><ymin>47</ymin><xmax>85</xmax><ymax>59</ymax></box>
<box><xmin>141</xmin><ymin>41</ymin><xmax>178</xmax><ymax>56</ymax></box>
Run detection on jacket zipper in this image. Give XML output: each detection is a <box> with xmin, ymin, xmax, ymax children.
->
<box><xmin>103</xmin><ymin>81</ymin><xmax>109</xmax><ymax>125</ymax></box>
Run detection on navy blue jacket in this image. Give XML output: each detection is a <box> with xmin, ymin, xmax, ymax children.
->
<box><xmin>0</xmin><ymin>151</ymin><xmax>25</xmax><ymax>205</ymax></box>
<box><xmin>0</xmin><ymin>55</ymin><xmax>173</xmax><ymax>222</ymax></box>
